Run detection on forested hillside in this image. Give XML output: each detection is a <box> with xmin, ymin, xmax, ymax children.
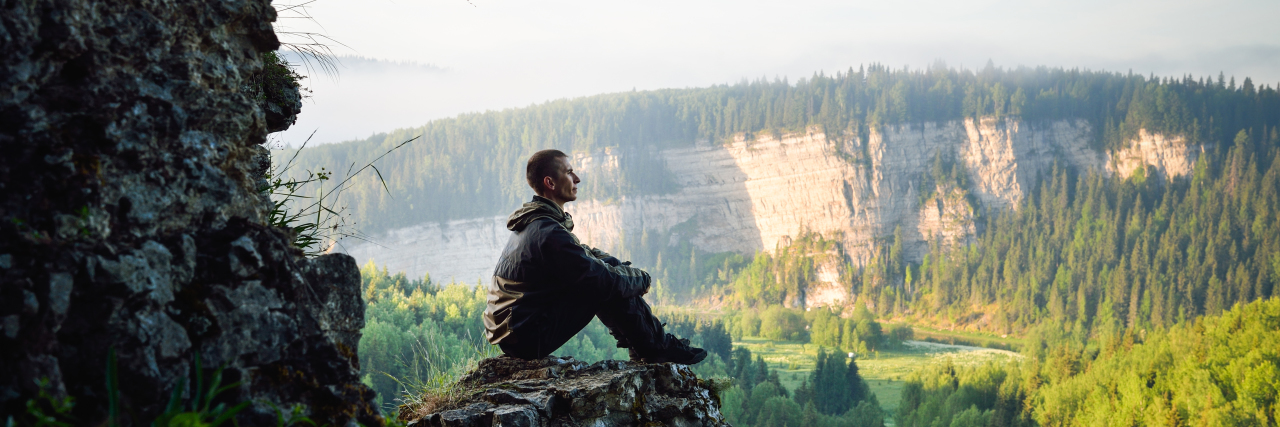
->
<box><xmin>280</xmin><ymin>64</ymin><xmax>1279</xmax><ymax>235</ymax></box>
<box><xmin>896</xmin><ymin>296</ymin><xmax>1280</xmax><ymax>427</ymax></box>
<box><xmin>901</xmin><ymin>129</ymin><xmax>1280</xmax><ymax>336</ymax></box>
<box><xmin>675</xmin><ymin>126</ymin><xmax>1280</xmax><ymax>339</ymax></box>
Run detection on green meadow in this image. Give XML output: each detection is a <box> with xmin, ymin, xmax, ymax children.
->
<box><xmin>734</xmin><ymin>330</ymin><xmax>1023</xmax><ymax>422</ymax></box>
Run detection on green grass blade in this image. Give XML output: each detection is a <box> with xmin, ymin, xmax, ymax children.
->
<box><xmin>370</xmin><ymin>165</ymin><xmax>392</xmax><ymax>196</ymax></box>
<box><xmin>203</xmin><ymin>367</ymin><xmax>224</xmax><ymax>412</ymax></box>
<box><xmin>211</xmin><ymin>401</ymin><xmax>252</xmax><ymax>426</ymax></box>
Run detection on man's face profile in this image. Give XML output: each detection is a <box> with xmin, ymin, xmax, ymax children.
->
<box><xmin>544</xmin><ymin>156</ymin><xmax>580</xmax><ymax>204</ymax></box>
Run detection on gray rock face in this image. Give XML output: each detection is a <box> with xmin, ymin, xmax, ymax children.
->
<box><xmin>0</xmin><ymin>1</ymin><xmax>378</xmax><ymax>425</ymax></box>
<box><xmin>404</xmin><ymin>356</ymin><xmax>729</xmax><ymax>427</ymax></box>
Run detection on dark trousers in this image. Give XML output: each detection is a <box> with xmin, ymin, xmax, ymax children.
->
<box><xmin>498</xmin><ymin>295</ymin><xmax>665</xmax><ymax>360</ymax></box>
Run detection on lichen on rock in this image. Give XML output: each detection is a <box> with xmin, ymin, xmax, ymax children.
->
<box><xmin>403</xmin><ymin>356</ymin><xmax>730</xmax><ymax>427</ymax></box>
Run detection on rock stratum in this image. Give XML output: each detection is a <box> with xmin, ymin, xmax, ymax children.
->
<box><xmin>344</xmin><ymin>118</ymin><xmax>1200</xmax><ymax>306</ymax></box>
<box><xmin>1</xmin><ymin>1</ymin><xmax>378</xmax><ymax>425</ymax></box>
<box><xmin>403</xmin><ymin>356</ymin><xmax>728</xmax><ymax>427</ymax></box>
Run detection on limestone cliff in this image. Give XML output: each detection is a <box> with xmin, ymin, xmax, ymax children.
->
<box><xmin>402</xmin><ymin>356</ymin><xmax>728</xmax><ymax>427</ymax></box>
<box><xmin>1107</xmin><ymin>129</ymin><xmax>1201</xmax><ymax>179</ymax></box>
<box><xmin>343</xmin><ymin>118</ymin><xmax>1196</xmax><ymax>302</ymax></box>
<box><xmin>914</xmin><ymin>184</ymin><xmax>978</xmax><ymax>253</ymax></box>
<box><xmin>1</xmin><ymin>1</ymin><xmax>378</xmax><ymax>424</ymax></box>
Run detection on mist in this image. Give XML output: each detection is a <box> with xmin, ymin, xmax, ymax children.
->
<box><xmin>274</xmin><ymin>0</ymin><xmax>1280</xmax><ymax>146</ymax></box>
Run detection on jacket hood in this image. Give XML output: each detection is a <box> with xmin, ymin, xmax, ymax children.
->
<box><xmin>507</xmin><ymin>195</ymin><xmax>573</xmax><ymax>232</ymax></box>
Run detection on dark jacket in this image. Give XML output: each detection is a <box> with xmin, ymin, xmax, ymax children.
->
<box><xmin>483</xmin><ymin>196</ymin><xmax>650</xmax><ymax>345</ymax></box>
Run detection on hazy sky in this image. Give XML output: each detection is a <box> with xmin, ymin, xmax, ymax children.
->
<box><xmin>273</xmin><ymin>0</ymin><xmax>1280</xmax><ymax>146</ymax></box>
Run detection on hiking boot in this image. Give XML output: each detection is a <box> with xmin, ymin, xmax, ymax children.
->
<box><xmin>630</xmin><ymin>334</ymin><xmax>708</xmax><ymax>365</ymax></box>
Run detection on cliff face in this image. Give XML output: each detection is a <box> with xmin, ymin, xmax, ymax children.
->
<box><xmin>914</xmin><ymin>184</ymin><xmax>978</xmax><ymax>253</ymax></box>
<box><xmin>1107</xmin><ymin>129</ymin><xmax>1200</xmax><ymax>179</ymax></box>
<box><xmin>1</xmin><ymin>1</ymin><xmax>378</xmax><ymax>425</ymax></box>
<box><xmin>343</xmin><ymin>118</ymin><xmax>1197</xmax><ymax>297</ymax></box>
<box><xmin>403</xmin><ymin>356</ymin><xmax>728</xmax><ymax>427</ymax></box>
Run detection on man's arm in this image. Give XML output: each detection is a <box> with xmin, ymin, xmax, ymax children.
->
<box><xmin>546</xmin><ymin>226</ymin><xmax>649</xmax><ymax>300</ymax></box>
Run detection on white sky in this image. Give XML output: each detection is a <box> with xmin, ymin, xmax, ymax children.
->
<box><xmin>272</xmin><ymin>0</ymin><xmax>1280</xmax><ymax>146</ymax></box>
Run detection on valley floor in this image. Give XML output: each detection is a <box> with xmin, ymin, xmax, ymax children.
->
<box><xmin>734</xmin><ymin>330</ymin><xmax>1021</xmax><ymax>425</ymax></box>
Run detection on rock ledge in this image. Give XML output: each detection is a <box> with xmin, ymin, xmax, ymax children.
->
<box><xmin>405</xmin><ymin>356</ymin><xmax>729</xmax><ymax>427</ymax></box>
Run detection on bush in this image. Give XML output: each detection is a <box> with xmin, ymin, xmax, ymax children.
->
<box><xmin>887</xmin><ymin>323</ymin><xmax>914</xmax><ymax>348</ymax></box>
<box><xmin>759</xmin><ymin>305</ymin><xmax>806</xmax><ymax>341</ymax></box>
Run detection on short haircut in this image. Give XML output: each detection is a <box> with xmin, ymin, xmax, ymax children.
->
<box><xmin>526</xmin><ymin>149</ymin><xmax>568</xmax><ymax>192</ymax></box>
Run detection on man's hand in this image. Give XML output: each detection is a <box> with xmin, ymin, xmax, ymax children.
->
<box><xmin>600</xmin><ymin>256</ymin><xmax>632</xmax><ymax>267</ymax></box>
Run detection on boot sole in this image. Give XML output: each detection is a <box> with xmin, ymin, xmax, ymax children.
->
<box><xmin>636</xmin><ymin>349</ymin><xmax>708</xmax><ymax>365</ymax></box>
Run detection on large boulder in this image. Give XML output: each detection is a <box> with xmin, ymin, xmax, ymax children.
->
<box><xmin>403</xmin><ymin>356</ymin><xmax>729</xmax><ymax>427</ymax></box>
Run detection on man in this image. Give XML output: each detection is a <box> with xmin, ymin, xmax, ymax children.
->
<box><xmin>483</xmin><ymin>149</ymin><xmax>707</xmax><ymax>364</ymax></box>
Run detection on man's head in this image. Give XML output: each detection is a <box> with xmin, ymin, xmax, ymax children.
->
<box><xmin>526</xmin><ymin>149</ymin><xmax>579</xmax><ymax>207</ymax></box>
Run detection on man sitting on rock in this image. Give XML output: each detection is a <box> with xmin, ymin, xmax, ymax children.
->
<box><xmin>483</xmin><ymin>149</ymin><xmax>708</xmax><ymax>365</ymax></box>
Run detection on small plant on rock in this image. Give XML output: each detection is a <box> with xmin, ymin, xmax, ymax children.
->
<box><xmin>263</xmin><ymin>134</ymin><xmax>417</xmax><ymax>256</ymax></box>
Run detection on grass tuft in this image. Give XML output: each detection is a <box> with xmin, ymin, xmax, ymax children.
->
<box><xmin>389</xmin><ymin>336</ymin><xmax>501</xmax><ymax>423</ymax></box>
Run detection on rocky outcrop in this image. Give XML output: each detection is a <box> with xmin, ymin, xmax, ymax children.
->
<box><xmin>0</xmin><ymin>1</ymin><xmax>378</xmax><ymax>425</ymax></box>
<box><xmin>913</xmin><ymin>184</ymin><xmax>978</xmax><ymax>253</ymax></box>
<box><xmin>805</xmin><ymin>261</ymin><xmax>849</xmax><ymax>308</ymax></box>
<box><xmin>403</xmin><ymin>356</ymin><xmax>728</xmax><ymax>427</ymax></box>
<box><xmin>255</xmin><ymin>53</ymin><xmax>305</xmax><ymax>133</ymax></box>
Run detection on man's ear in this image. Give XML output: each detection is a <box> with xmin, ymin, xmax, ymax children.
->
<box><xmin>542</xmin><ymin>175</ymin><xmax>556</xmax><ymax>192</ymax></box>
